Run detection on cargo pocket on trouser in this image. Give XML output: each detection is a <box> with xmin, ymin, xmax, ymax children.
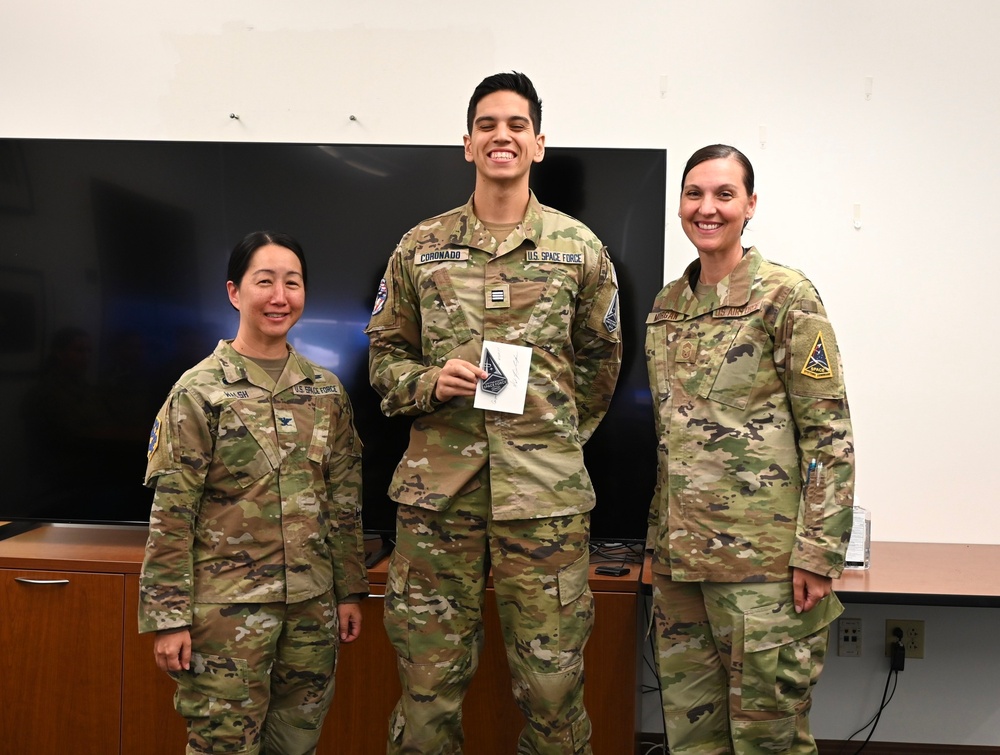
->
<box><xmin>733</xmin><ymin>591</ymin><xmax>843</xmax><ymax>752</ymax></box>
<box><xmin>557</xmin><ymin>550</ymin><xmax>595</xmax><ymax>658</ymax></box>
<box><xmin>383</xmin><ymin>548</ymin><xmax>475</xmax><ymax>752</ymax></box>
<box><xmin>171</xmin><ymin>652</ymin><xmax>252</xmax><ymax>753</ymax></box>
<box><xmin>509</xmin><ymin>550</ymin><xmax>594</xmax><ymax>753</ymax></box>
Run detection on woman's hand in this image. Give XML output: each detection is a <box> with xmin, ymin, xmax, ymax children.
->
<box><xmin>792</xmin><ymin>567</ymin><xmax>832</xmax><ymax>613</ymax></box>
<box><xmin>153</xmin><ymin>628</ymin><xmax>191</xmax><ymax>672</ymax></box>
<box><xmin>338</xmin><ymin>603</ymin><xmax>363</xmax><ymax>643</ymax></box>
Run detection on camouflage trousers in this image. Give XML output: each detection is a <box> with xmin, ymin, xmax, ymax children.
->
<box><xmin>651</xmin><ymin>575</ymin><xmax>843</xmax><ymax>755</ymax></box>
<box><xmin>170</xmin><ymin>592</ymin><xmax>340</xmax><ymax>755</ymax></box>
<box><xmin>384</xmin><ymin>476</ymin><xmax>594</xmax><ymax>755</ymax></box>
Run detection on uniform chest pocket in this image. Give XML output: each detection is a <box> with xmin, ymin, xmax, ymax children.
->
<box><xmin>422</xmin><ymin>268</ymin><xmax>473</xmax><ymax>362</ymax></box>
<box><xmin>216</xmin><ymin>400</ymin><xmax>278</xmax><ymax>487</ymax></box>
<box><xmin>523</xmin><ymin>267</ymin><xmax>574</xmax><ymax>352</ymax></box>
<box><xmin>700</xmin><ymin>323</ymin><xmax>769</xmax><ymax>410</ymax></box>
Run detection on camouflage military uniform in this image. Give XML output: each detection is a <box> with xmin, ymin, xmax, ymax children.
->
<box><xmin>367</xmin><ymin>193</ymin><xmax>621</xmax><ymax>754</ymax></box>
<box><xmin>139</xmin><ymin>339</ymin><xmax>368</xmax><ymax>755</ymax></box>
<box><xmin>644</xmin><ymin>248</ymin><xmax>854</xmax><ymax>754</ymax></box>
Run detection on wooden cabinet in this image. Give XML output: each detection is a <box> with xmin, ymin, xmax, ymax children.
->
<box><xmin>0</xmin><ymin>567</ymin><xmax>126</xmax><ymax>753</ymax></box>
<box><xmin>0</xmin><ymin>525</ymin><xmax>641</xmax><ymax>755</ymax></box>
<box><xmin>0</xmin><ymin>525</ymin><xmax>186</xmax><ymax>755</ymax></box>
<box><xmin>321</xmin><ymin>556</ymin><xmax>642</xmax><ymax>754</ymax></box>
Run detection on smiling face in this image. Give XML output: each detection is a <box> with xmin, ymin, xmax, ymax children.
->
<box><xmin>463</xmin><ymin>89</ymin><xmax>545</xmax><ymax>190</ymax></box>
<box><xmin>679</xmin><ymin>156</ymin><xmax>757</xmax><ymax>262</ymax></box>
<box><xmin>227</xmin><ymin>243</ymin><xmax>305</xmax><ymax>356</ymax></box>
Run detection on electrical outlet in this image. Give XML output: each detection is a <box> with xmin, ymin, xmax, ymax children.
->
<box><xmin>885</xmin><ymin>619</ymin><xmax>924</xmax><ymax>659</ymax></box>
<box><xmin>838</xmin><ymin>617</ymin><xmax>862</xmax><ymax>657</ymax></box>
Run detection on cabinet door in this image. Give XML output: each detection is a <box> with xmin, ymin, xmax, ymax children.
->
<box><xmin>319</xmin><ymin>588</ymin><xmax>637</xmax><ymax>755</ymax></box>
<box><xmin>0</xmin><ymin>568</ymin><xmax>124</xmax><ymax>754</ymax></box>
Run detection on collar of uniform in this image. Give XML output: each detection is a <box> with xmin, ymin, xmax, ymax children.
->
<box><xmin>215</xmin><ymin>339</ymin><xmax>314</xmax><ymax>392</ymax></box>
<box><xmin>446</xmin><ymin>191</ymin><xmax>544</xmax><ymax>256</ymax></box>
<box><xmin>659</xmin><ymin>246</ymin><xmax>764</xmax><ymax>318</ymax></box>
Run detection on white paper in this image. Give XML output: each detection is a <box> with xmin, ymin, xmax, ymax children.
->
<box><xmin>473</xmin><ymin>340</ymin><xmax>532</xmax><ymax>415</ymax></box>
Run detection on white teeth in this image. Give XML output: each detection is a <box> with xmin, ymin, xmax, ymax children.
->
<box><xmin>698</xmin><ymin>223</ymin><xmax>721</xmax><ymax>230</ymax></box>
<box><xmin>491</xmin><ymin>151</ymin><xmax>515</xmax><ymax>160</ymax></box>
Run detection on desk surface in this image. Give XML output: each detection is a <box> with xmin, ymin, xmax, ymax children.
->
<box><xmin>0</xmin><ymin>524</ymin><xmax>643</xmax><ymax>593</ymax></box>
<box><xmin>833</xmin><ymin>541</ymin><xmax>1000</xmax><ymax>607</ymax></box>
<box><xmin>640</xmin><ymin>542</ymin><xmax>1000</xmax><ymax>608</ymax></box>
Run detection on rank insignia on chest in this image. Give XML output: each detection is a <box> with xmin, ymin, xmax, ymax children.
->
<box><xmin>677</xmin><ymin>339</ymin><xmax>698</xmax><ymax>363</ymax></box>
<box><xmin>485</xmin><ymin>283</ymin><xmax>510</xmax><ymax>309</ymax></box>
<box><xmin>372</xmin><ymin>277</ymin><xmax>388</xmax><ymax>315</ymax></box>
<box><xmin>480</xmin><ymin>349</ymin><xmax>509</xmax><ymax>395</ymax></box>
<box><xmin>275</xmin><ymin>410</ymin><xmax>297</xmax><ymax>432</ymax></box>
<box><xmin>800</xmin><ymin>331</ymin><xmax>834</xmax><ymax>379</ymax></box>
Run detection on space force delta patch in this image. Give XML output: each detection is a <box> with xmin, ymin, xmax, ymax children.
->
<box><xmin>800</xmin><ymin>331</ymin><xmax>834</xmax><ymax>379</ymax></box>
<box><xmin>603</xmin><ymin>292</ymin><xmax>620</xmax><ymax>333</ymax></box>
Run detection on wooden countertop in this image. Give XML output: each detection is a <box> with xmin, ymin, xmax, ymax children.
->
<box><xmin>639</xmin><ymin>542</ymin><xmax>1000</xmax><ymax>608</ymax></box>
<box><xmin>833</xmin><ymin>541</ymin><xmax>1000</xmax><ymax>607</ymax></box>
<box><xmin>0</xmin><ymin>525</ymin><xmax>644</xmax><ymax>594</ymax></box>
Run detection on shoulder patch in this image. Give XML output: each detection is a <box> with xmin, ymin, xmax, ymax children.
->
<box><xmin>800</xmin><ymin>331</ymin><xmax>834</xmax><ymax>380</ymax></box>
<box><xmin>372</xmin><ymin>277</ymin><xmax>388</xmax><ymax>315</ymax></box>
<box><xmin>603</xmin><ymin>291</ymin><xmax>620</xmax><ymax>334</ymax></box>
<box><xmin>147</xmin><ymin>417</ymin><xmax>160</xmax><ymax>460</ymax></box>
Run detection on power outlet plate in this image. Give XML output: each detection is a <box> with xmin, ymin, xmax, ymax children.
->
<box><xmin>885</xmin><ymin>619</ymin><xmax>924</xmax><ymax>659</ymax></box>
<box><xmin>838</xmin><ymin>617</ymin><xmax>862</xmax><ymax>657</ymax></box>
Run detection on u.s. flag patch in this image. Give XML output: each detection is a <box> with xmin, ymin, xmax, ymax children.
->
<box><xmin>800</xmin><ymin>331</ymin><xmax>834</xmax><ymax>379</ymax></box>
<box><xmin>372</xmin><ymin>278</ymin><xmax>388</xmax><ymax>315</ymax></box>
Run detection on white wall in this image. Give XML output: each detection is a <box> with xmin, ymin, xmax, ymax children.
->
<box><xmin>4</xmin><ymin>0</ymin><xmax>997</xmax><ymax>544</ymax></box>
<box><xmin>639</xmin><ymin>598</ymin><xmax>1000</xmax><ymax>747</ymax></box>
<box><xmin>4</xmin><ymin>0</ymin><xmax>1000</xmax><ymax>745</ymax></box>
<box><xmin>6</xmin><ymin>0</ymin><xmax>994</xmax><ymax>546</ymax></box>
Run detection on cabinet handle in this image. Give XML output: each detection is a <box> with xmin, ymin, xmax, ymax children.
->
<box><xmin>14</xmin><ymin>578</ymin><xmax>70</xmax><ymax>585</ymax></box>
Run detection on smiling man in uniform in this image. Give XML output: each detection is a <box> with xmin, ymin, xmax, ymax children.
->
<box><xmin>366</xmin><ymin>71</ymin><xmax>622</xmax><ymax>754</ymax></box>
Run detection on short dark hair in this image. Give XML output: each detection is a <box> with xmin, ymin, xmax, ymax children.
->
<box><xmin>681</xmin><ymin>144</ymin><xmax>755</xmax><ymax>196</ymax></box>
<box><xmin>467</xmin><ymin>71</ymin><xmax>542</xmax><ymax>135</ymax></box>
<box><xmin>227</xmin><ymin>231</ymin><xmax>308</xmax><ymax>289</ymax></box>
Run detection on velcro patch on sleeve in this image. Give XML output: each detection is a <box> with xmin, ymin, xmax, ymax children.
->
<box><xmin>789</xmin><ymin>312</ymin><xmax>844</xmax><ymax>398</ymax></box>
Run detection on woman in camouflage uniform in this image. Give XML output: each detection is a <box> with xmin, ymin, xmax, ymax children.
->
<box><xmin>645</xmin><ymin>146</ymin><xmax>855</xmax><ymax>754</ymax></box>
<box><xmin>139</xmin><ymin>231</ymin><xmax>368</xmax><ymax>755</ymax></box>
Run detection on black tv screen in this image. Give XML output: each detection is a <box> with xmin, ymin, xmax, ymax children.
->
<box><xmin>0</xmin><ymin>138</ymin><xmax>664</xmax><ymax>542</ymax></box>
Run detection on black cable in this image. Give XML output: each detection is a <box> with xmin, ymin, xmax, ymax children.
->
<box><xmin>837</xmin><ymin>661</ymin><xmax>899</xmax><ymax>755</ymax></box>
<box><xmin>641</xmin><ymin>589</ymin><xmax>668</xmax><ymax>743</ymax></box>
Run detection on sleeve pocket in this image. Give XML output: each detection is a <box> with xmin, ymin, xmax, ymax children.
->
<box><xmin>383</xmin><ymin>551</ymin><xmax>412</xmax><ymax>659</ymax></box>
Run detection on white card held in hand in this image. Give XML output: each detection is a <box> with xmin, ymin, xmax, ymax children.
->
<box><xmin>474</xmin><ymin>340</ymin><xmax>532</xmax><ymax>415</ymax></box>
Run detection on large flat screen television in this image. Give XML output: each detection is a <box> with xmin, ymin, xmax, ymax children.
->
<box><xmin>0</xmin><ymin>138</ymin><xmax>665</xmax><ymax>543</ymax></box>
